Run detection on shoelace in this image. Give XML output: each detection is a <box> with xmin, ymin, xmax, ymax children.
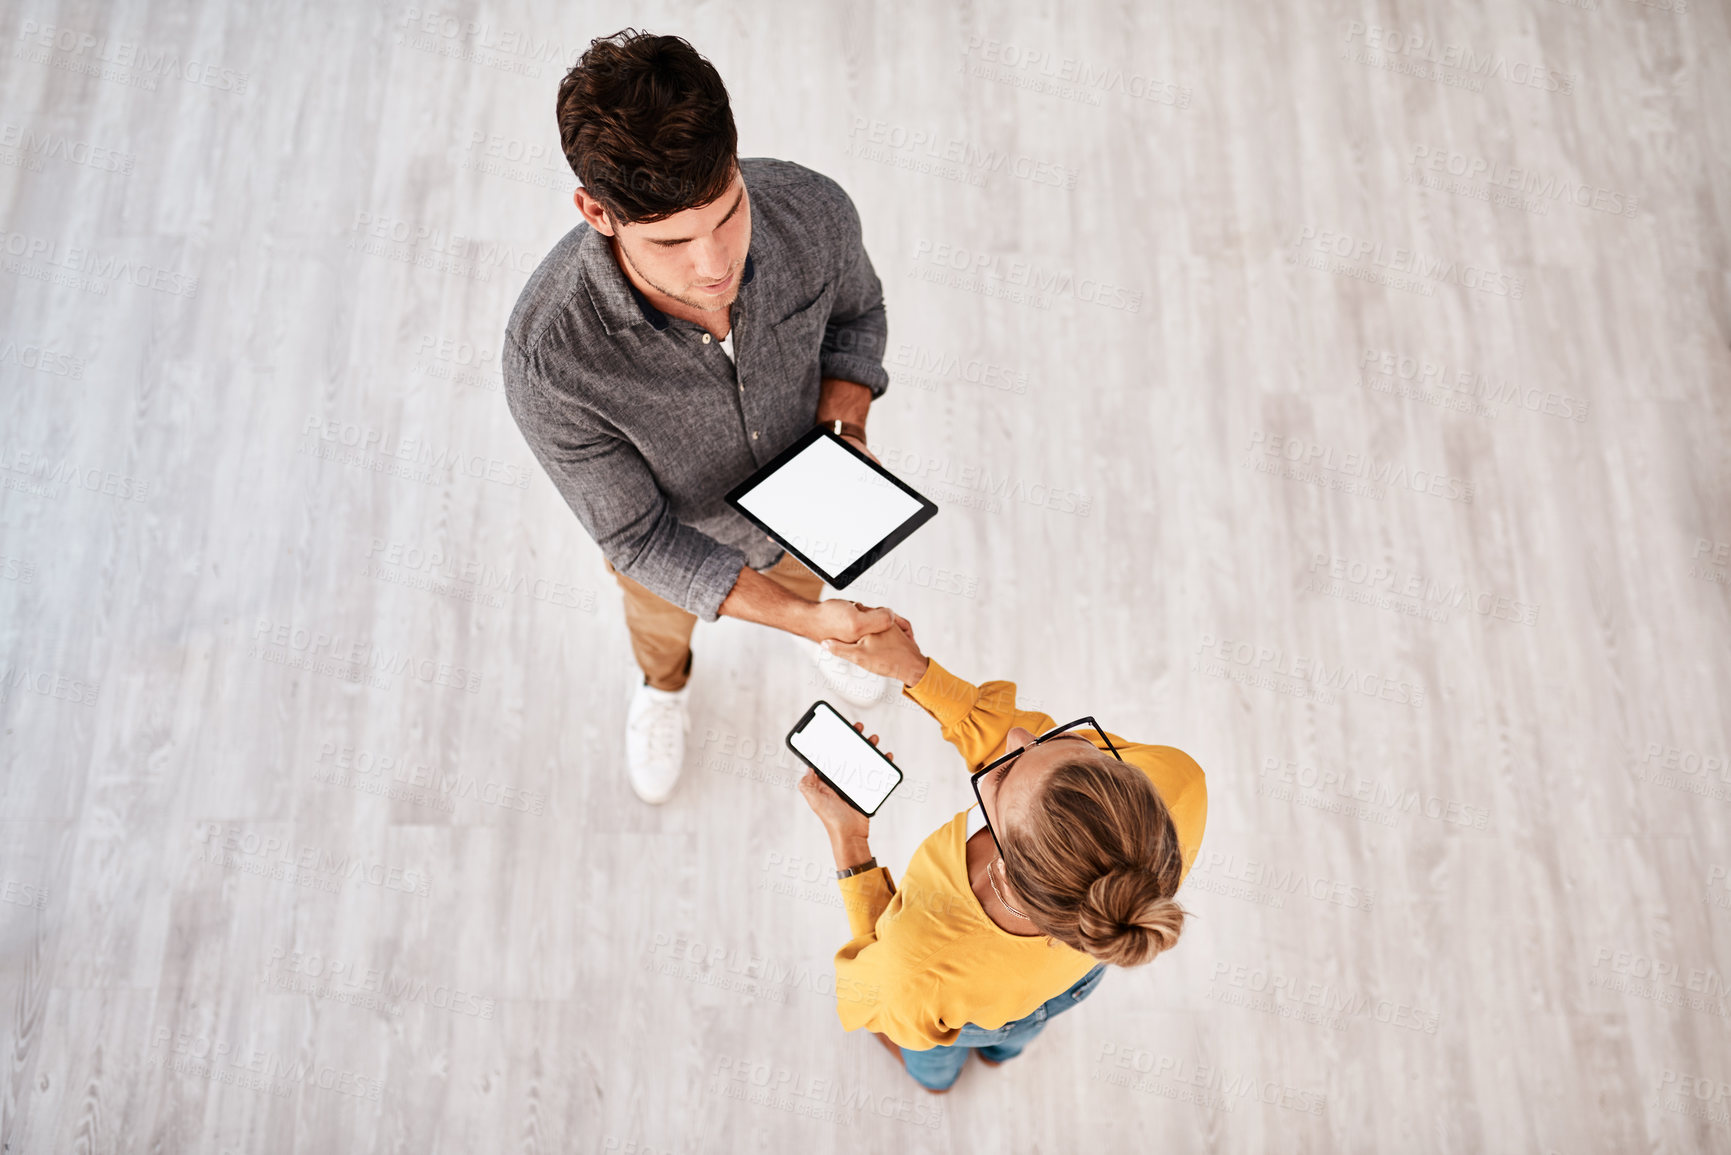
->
<box><xmin>631</xmin><ymin>701</ymin><xmax>686</xmax><ymax>757</ymax></box>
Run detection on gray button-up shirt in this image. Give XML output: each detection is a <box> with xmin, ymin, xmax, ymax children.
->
<box><xmin>503</xmin><ymin>158</ymin><xmax>889</xmax><ymax>621</ymax></box>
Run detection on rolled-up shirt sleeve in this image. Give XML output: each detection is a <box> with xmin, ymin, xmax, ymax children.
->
<box><xmin>504</xmin><ymin>337</ymin><xmax>746</xmax><ymax>620</ymax></box>
<box><xmin>817</xmin><ymin>187</ymin><xmax>890</xmax><ymax>396</ymax></box>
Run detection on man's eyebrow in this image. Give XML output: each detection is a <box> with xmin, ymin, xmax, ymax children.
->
<box><xmin>645</xmin><ymin>186</ymin><xmax>745</xmax><ymax>246</ymax></box>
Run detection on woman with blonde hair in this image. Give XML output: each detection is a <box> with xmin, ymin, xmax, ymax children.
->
<box><xmin>797</xmin><ymin>618</ymin><xmax>1208</xmax><ymax>1093</ymax></box>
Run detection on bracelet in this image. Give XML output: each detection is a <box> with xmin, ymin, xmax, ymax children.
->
<box><xmin>822</xmin><ymin>419</ymin><xmax>868</xmax><ymax>448</ymax></box>
<box><xmin>835</xmin><ymin>857</ymin><xmax>877</xmax><ymax>879</ymax></box>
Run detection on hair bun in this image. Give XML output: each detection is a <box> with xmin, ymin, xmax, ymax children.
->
<box><xmin>1076</xmin><ymin>869</ymin><xmax>1186</xmax><ymax>967</ymax></box>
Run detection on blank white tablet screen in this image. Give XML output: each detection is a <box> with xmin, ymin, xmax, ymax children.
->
<box><xmin>736</xmin><ymin>436</ymin><xmax>922</xmax><ymax>576</ymax></box>
<box><xmin>790</xmin><ymin>705</ymin><xmax>900</xmax><ymax>812</ymax></box>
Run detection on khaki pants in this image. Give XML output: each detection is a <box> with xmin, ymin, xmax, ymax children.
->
<box><xmin>604</xmin><ymin>552</ymin><xmax>826</xmax><ymax>691</ymax></box>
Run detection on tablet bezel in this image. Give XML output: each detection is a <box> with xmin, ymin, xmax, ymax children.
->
<box><xmin>724</xmin><ymin>427</ymin><xmax>939</xmax><ymax>589</ymax></box>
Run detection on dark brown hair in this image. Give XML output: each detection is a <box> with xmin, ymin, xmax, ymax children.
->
<box><xmin>556</xmin><ymin>29</ymin><xmax>737</xmax><ymax>224</ymax></box>
<box><xmin>1001</xmin><ymin>755</ymin><xmax>1187</xmax><ymax>967</ymax></box>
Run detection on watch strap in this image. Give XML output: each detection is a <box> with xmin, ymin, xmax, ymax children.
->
<box><xmin>835</xmin><ymin>857</ymin><xmax>878</xmax><ymax>879</ymax></box>
<box><xmin>823</xmin><ymin>419</ymin><xmax>868</xmax><ymax>447</ymax></box>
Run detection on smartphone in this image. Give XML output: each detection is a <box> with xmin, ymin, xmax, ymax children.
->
<box><xmin>786</xmin><ymin>700</ymin><xmax>905</xmax><ymax>817</ymax></box>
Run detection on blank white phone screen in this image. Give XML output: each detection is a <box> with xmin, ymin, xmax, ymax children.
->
<box><xmin>790</xmin><ymin>705</ymin><xmax>901</xmax><ymax>813</ymax></box>
<box><xmin>736</xmin><ymin>436</ymin><xmax>922</xmax><ymax>576</ymax></box>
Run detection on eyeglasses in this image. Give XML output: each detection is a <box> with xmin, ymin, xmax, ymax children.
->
<box><xmin>970</xmin><ymin>717</ymin><xmax>1123</xmax><ymax>860</ymax></box>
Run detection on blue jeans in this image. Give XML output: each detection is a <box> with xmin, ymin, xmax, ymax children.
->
<box><xmin>898</xmin><ymin>964</ymin><xmax>1107</xmax><ymax>1091</ymax></box>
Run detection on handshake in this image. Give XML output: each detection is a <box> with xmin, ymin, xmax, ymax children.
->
<box><xmin>807</xmin><ymin>600</ymin><xmax>931</xmax><ymax>690</ymax></box>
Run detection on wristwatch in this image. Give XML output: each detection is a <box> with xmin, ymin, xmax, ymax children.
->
<box><xmin>835</xmin><ymin>857</ymin><xmax>878</xmax><ymax>879</ymax></box>
<box><xmin>823</xmin><ymin>418</ymin><xmax>868</xmax><ymax>448</ymax></box>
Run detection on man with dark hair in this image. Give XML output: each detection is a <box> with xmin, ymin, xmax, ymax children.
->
<box><xmin>503</xmin><ymin>29</ymin><xmax>897</xmax><ymax>804</ymax></box>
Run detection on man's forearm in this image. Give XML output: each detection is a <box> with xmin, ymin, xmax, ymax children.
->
<box><xmin>816</xmin><ymin>377</ymin><xmax>874</xmax><ymax>430</ymax></box>
<box><xmin>717</xmin><ymin>564</ymin><xmax>820</xmax><ymax>636</ymax></box>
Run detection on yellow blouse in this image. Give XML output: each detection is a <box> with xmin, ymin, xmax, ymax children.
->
<box><xmin>832</xmin><ymin>659</ymin><xmax>1209</xmax><ymax>1050</ymax></box>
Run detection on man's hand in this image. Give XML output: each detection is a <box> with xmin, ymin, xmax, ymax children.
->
<box><xmin>840</xmin><ymin>433</ymin><xmax>880</xmax><ymax>465</ymax></box>
<box><xmin>805</xmin><ymin>598</ymin><xmax>895</xmax><ymax>644</ymax></box>
<box><xmin>822</xmin><ymin>615</ymin><xmax>929</xmax><ymax>687</ymax></box>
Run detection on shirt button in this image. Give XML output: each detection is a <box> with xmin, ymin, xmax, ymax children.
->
<box><xmin>751</xmin><ymin>431</ymin><xmax>759</xmax><ymax>440</ymax></box>
<box><xmin>702</xmin><ymin>333</ymin><xmax>711</xmax><ymax>344</ymax></box>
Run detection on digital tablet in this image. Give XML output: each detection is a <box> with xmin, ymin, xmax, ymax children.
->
<box><xmin>725</xmin><ymin>427</ymin><xmax>938</xmax><ymax>589</ymax></box>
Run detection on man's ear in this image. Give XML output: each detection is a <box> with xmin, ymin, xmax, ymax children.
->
<box><xmin>573</xmin><ymin>187</ymin><xmax>615</xmax><ymax>236</ymax></box>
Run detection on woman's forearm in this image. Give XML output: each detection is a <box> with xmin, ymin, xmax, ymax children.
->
<box><xmin>829</xmin><ymin>833</ymin><xmax>873</xmax><ymax>870</ymax></box>
<box><xmin>911</xmin><ymin>664</ymin><xmax>1061</xmax><ymax>772</ymax></box>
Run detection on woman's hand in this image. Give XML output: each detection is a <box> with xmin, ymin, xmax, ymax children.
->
<box><xmin>821</xmin><ymin>615</ymin><xmax>929</xmax><ymax>687</ymax></box>
<box><xmin>797</xmin><ymin>724</ymin><xmax>890</xmax><ymax>866</ymax></box>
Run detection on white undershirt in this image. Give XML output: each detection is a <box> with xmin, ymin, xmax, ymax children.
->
<box><xmin>965</xmin><ymin>802</ymin><xmax>986</xmax><ymax>839</ymax></box>
<box><xmin>719</xmin><ymin>329</ymin><xmax>735</xmax><ymax>363</ymax></box>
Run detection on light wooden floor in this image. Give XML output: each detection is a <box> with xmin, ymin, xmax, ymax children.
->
<box><xmin>3</xmin><ymin>1</ymin><xmax>1729</xmax><ymax>1152</ymax></box>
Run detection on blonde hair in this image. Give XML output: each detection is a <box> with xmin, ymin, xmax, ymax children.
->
<box><xmin>1001</xmin><ymin>755</ymin><xmax>1186</xmax><ymax>967</ymax></box>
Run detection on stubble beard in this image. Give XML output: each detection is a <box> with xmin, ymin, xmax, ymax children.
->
<box><xmin>614</xmin><ymin>236</ymin><xmax>740</xmax><ymax>314</ymax></box>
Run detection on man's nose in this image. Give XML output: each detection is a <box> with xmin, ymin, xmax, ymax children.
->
<box><xmin>689</xmin><ymin>235</ymin><xmax>731</xmax><ymax>279</ymax></box>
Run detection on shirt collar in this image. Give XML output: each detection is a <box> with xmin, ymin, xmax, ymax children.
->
<box><xmin>582</xmin><ymin>228</ymin><xmax>756</xmax><ymax>335</ymax></box>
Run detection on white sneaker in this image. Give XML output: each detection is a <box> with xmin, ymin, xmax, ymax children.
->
<box><xmin>626</xmin><ymin>679</ymin><xmax>690</xmax><ymax>804</ymax></box>
<box><xmin>793</xmin><ymin>635</ymin><xmax>891</xmax><ymax>708</ymax></box>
